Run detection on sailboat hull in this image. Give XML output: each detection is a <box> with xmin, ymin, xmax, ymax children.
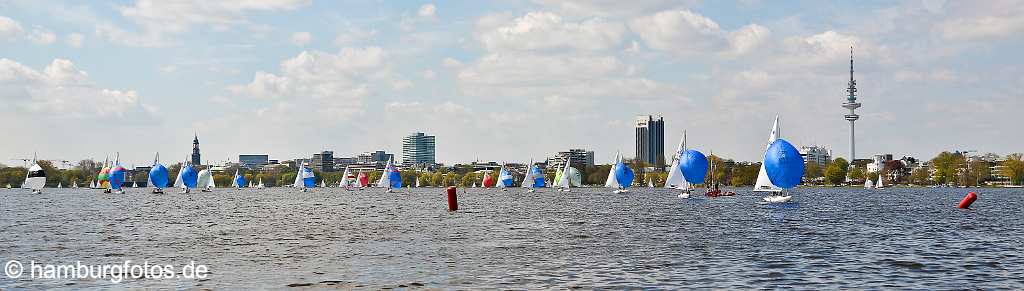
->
<box><xmin>763</xmin><ymin>195</ymin><xmax>792</xmax><ymax>203</ymax></box>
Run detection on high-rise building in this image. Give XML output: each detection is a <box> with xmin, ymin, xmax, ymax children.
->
<box><xmin>356</xmin><ymin>151</ymin><xmax>393</xmax><ymax>164</ymax></box>
<box><xmin>799</xmin><ymin>146</ymin><xmax>832</xmax><ymax>167</ymax></box>
<box><xmin>239</xmin><ymin>154</ymin><xmax>270</xmax><ymax>169</ymax></box>
<box><xmin>402</xmin><ymin>132</ymin><xmax>436</xmax><ymax>167</ymax></box>
<box><xmin>842</xmin><ymin>47</ymin><xmax>862</xmax><ymax>163</ymax></box>
<box><xmin>546</xmin><ymin>149</ymin><xmax>595</xmax><ymax>170</ymax></box>
<box><xmin>191</xmin><ymin>134</ymin><xmax>201</xmax><ymax>165</ymax></box>
<box><xmin>635</xmin><ymin>115</ymin><xmax>665</xmax><ymax>166</ymax></box>
<box><xmin>312</xmin><ymin>151</ymin><xmax>334</xmax><ymax>172</ymax></box>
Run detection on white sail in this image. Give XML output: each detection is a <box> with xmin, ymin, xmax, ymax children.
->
<box><xmin>557</xmin><ymin>156</ymin><xmax>572</xmax><ymax>188</ymax></box>
<box><xmin>320</xmin><ymin>180</ymin><xmax>327</xmax><ymax>188</ymax></box>
<box><xmin>339</xmin><ymin>166</ymin><xmax>353</xmax><ymax>187</ymax></box>
<box><xmin>604</xmin><ymin>153</ymin><xmax>621</xmax><ymax>188</ymax></box>
<box><xmin>567</xmin><ymin>167</ymin><xmax>582</xmax><ymax>187</ymax></box>
<box><xmin>293</xmin><ymin>166</ymin><xmax>304</xmax><ymax>188</ymax></box>
<box><xmin>648</xmin><ymin>179</ymin><xmax>654</xmax><ymax>188</ymax></box>
<box><xmin>72</xmin><ymin>181</ymin><xmax>78</xmax><ymax>188</ymax></box>
<box><xmin>197</xmin><ymin>168</ymin><xmax>214</xmax><ymax>189</ymax></box>
<box><xmin>876</xmin><ymin>174</ymin><xmax>884</xmax><ymax>188</ymax></box>
<box><xmin>864</xmin><ymin>178</ymin><xmax>874</xmax><ymax>188</ymax></box>
<box><xmin>376</xmin><ymin>157</ymin><xmax>395</xmax><ymax>188</ymax></box>
<box><xmin>754</xmin><ymin>116</ymin><xmax>783</xmax><ymax>192</ymax></box>
<box><xmin>521</xmin><ymin>160</ymin><xmax>536</xmax><ymax>188</ymax></box>
<box><xmin>415</xmin><ymin>177</ymin><xmax>421</xmax><ymax>187</ymax></box>
<box><xmin>24</xmin><ymin>163</ymin><xmax>46</xmax><ymax>190</ymax></box>
<box><xmin>231</xmin><ymin>169</ymin><xmax>240</xmax><ymax>188</ymax></box>
<box><xmin>257</xmin><ymin>177</ymin><xmax>264</xmax><ymax>188</ymax></box>
<box><xmin>57</xmin><ymin>182</ymin><xmax>62</xmax><ymax>188</ymax></box>
<box><xmin>664</xmin><ymin>131</ymin><xmax>687</xmax><ymax>189</ymax></box>
<box><xmin>248</xmin><ymin>181</ymin><xmax>254</xmax><ymax>188</ymax></box>
<box><xmin>174</xmin><ymin>161</ymin><xmax>186</xmax><ymax>188</ymax></box>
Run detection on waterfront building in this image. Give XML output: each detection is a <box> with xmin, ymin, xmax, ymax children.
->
<box><xmin>867</xmin><ymin>154</ymin><xmax>894</xmax><ymax>173</ymax></box>
<box><xmin>312</xmin><ymin>151</ymin><xmax>334</xmax><ymax>172</ymax></box>
<box><xmin>239</xmin><ymin>154</ymin><xmax>270</xmax><ymax>169</ymax></box>
<box><xmin>635</xmin><ymin>115</ymin><xmax>665</xmax><ymax>166</ymax></box>
<box><xmin>333</xmin><ymin>157</ymin><xmax>356</xmax><ymax>171</ymax></box>
<box><xmin>546</xmin><ymin>149</ymin><xmax>595</xmax><ymax>171</ymax></box>
<box><xmin>191</xmin><ymin>135</ymin><xmax>201</xmax><ymax>165</ymax></box>
<box><xmin>799</xmin><ymin>146</ymin><xmax>832</xmax><ymax>167</ymax></box>
<box><xmin>402</xmin><ymin>132</ymin><xmax>436</xmax><ymax>167</ymax></box>
<box><xmin>842</xmin><ymin>47</ymin><xmax>862</xmax><ymax>163</ymax></box>
<box><xmin>356</xmin><ymin>150</ymin><xmax>393</xmax><ymax>164</ymax></box>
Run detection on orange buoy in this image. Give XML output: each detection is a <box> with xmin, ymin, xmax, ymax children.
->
<box><xmin>447</xmin><ymin>186</ymin><xmax>458</xmax><ymax>211</ymax></box>
<box><xmin>958</xmin><ymin>192</ymin><xmax>977</xmax><ymax>209</ymax></box>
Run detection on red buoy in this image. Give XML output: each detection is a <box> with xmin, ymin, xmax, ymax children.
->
<box><xmin>447</xmin><ymin>186</ymin><xmax>458</xmax><ymax>211</ymax></box>
<box><xmin>958</xmin><ymin>192</ymin><xmax>977</xmax><ymax>209</ymax></box>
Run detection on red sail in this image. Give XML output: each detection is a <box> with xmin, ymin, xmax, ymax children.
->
<box><xmin>357</xmin><ymin>173</ymin><xmax>369</xmax><ymax>186</ymax></box>
<box><xmin>482</xmin><ymin>174</ymin><xmax>495</xmax><ymax>188</ymax></box>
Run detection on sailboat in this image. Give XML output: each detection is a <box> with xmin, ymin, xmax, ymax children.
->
<box><xmin>89</xmin><ymin>180</ymin><xmax>96</xmax><ymax>189</ymax></box>
<box><xmin>471</xmin><ymin>182</ymin><xmax>477</xmax><ymax>188</ymax></box>
<box><xmin>248</xmin><ymin>180</ymin><xmax>254</xmax><ymax>188</ymax></box>
<box><xmin>256</xmin><ymin>177</ymin><xmax>265</xmax><ymax>189</ymax></box>
<box><xmin>294</xmin><ymin>163</ymin><xmax>315</xmax><ymax>192</ymax></box>
<box><xmin>320</xmin><ymin>179</ymin><xmax>327</xmax><ymax>188</ymax></box>
<box><xmin>705</xmin><ymin>152</ymin><xmax>735</xmax><ymax>197</ymax></box>
<box><xmin>604</xmin><ymin>152</ymin><xmax>635</xmax><ymax>194</ymax></box>
<box><xmin>5</xmin><ymin>184</ymin><xmax>10</xmax><ymax>189</ymax></box>
<box><xmin>97</xmin><ymin>156</ymin><xmax>111</xmax><ymax>192</ymax></box>
<box><xmin>496</xmin><ymin>163</ymin><xmax>513</xmax><ymax>191</ymax></box>
<box><xmin>482</xmin><ymin>172</ymin><xmax>495</xmax><ymax>188</ymax></box>
<box><xmin>522</xmin><ymin>160</ymin><xmax>545</xmax><ymax>193</ymax></box>
<box><xmin>231</xmin><ymin>169</ymin><xmax>246</xmax><ymax>190</ymax></box>
<box><xmin>415</xmin><ymin>176</ymin><xmax>422</xmax><ymax>188</ymax></box>
<box><xmin>72</xmin><ymin>181</ymin><xmax>78</xmax><ymax>188</ymax></box>
<box><xmin>57</xmin><ymin>182</ymin><xmax>63</xmax><ymax>189</ymax></box>
<box><xmin>556</xmin><ymin>156</ymin><xmax>579</xmax><ymax>192</ymax></box>
<box><xmin>24</xmin><ymin>153</ymin><xmax>46</xmax><ymax>194</ymax></box>
<box><xmin>864</xmin><ymin>178</ymin><xmax>875</xmax><ymax>189</ymax></box>
<box><xmin>339</xmin><ymin>166</ymin><xmax>355</xmax><ymax>190</ymax></box>
<box><xmin>149</xmin><ymin>153</ymin><xmax>169</xmax><ymax>194</ymax></box>
<box><xmin>197</xmin><ymin>162</ymin><xmax>215</xmax><ymax>192</ymax></box>
<box><xmin>760</xmin><ymin>116</ymin><xmax>805</xmax><ymax>203</ymax></box>
<box><xmin>109</xmin><ymin>153</ymin><xmax>127</xmax><ymax>194</ymax></box>
<box><xmin>376</xmin><ymin>157</ymin><xmax>402</xmax><ymax>193</ymax></box>
<box><xmin>665</xmin><ymin>131</ymin><xmax>688</xmax><ymax>190</ymax></box>
<box><xmin>175</xmin><ymin>158</ymin><xmax>199</xmax><ymax>193</ymax></box>
<box><xmin>647</xmin><ymin>179</ymin><xmax>654</xmax><ymax>188</ymax></box>
<box><xmin>875</xmin><ymin>174</ymin><xmax>885</xmax><ymax>189</ymax></box>
<box><xmin>357</xmin><ymin>171</ymin><xmax>369</xmax><ymax>189</ymax></box>
<box><xmin>676</xmin><ymin>144</ymin><xmax>708</xmax><ymax>199</ymax></box>
<box><xmin>754</xmin><ymin>116</ymin><xmax>784</xmax><ymax>194</ymax></box>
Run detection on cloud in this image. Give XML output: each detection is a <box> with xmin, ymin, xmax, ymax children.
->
<box><xmin>441</xmin><ymin>57</ymin><xmax>463</xmax><ymax>68</ymax></box>
<box><xmin>227</xmin><ymin>46</ymin><xmax>389</xmax><ymax>120</ymax></box>
<box><xmin>159</xmin><ymin>64</ymin><xmax>177</xmax><ymax>73</ymax></box>
<box><xmin>421</xmin><ymin>69</ymin><xmax>436</xmax><ymax>80</ymax></box>
<box><xmin>98</xmin><ymin>0</ymin><xmax>312</xmax><ymax>46</ymax></box>
<box><xmin>400</xmin><ymin>3</ymin><xmax>439</xmax><ymax>31</ymax></box>
<box><xmin>478</xmin><ymin>11</ymin><xmax>625</xmax><ymax>52</ymax></box>
<box><xmin>291</xmin><ymin>31</ymin><xmax>312</xmax><ymax>45</ymax></box>
<box><xmin>28</xmin><ymin>27</ymin><xmax>57</xmax><ymax>45</ymax></box>
<box><xmin>333</xmin><ymin>26</ymin><xmax>377</xmax><ymax>46</ymax></box>
<box><xmin>0</xmin><ymin>16</ymin><xmax>23</xmax><ymax>41</ymax></box>
<box><xmin>940</xmin><ymin>15</ymin><xmax>1024</xmax><ymax>41</ymax></box>
<box><xmin>0</xmin><ymin>58</ymin><xmax>154</xmax><ymax>118</ymax></box>
<box><xmin>64</xmin><ymin>33</ymin><xmax>84</xmax><ymax>47</ymax></box>
<box><xmin>631</xmin><ymin>9</ymin><xmax>769</xmax><ymax>57</ymax></box>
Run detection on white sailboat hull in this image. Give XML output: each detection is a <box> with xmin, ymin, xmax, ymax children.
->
<box><xmin>763</xmin><ymin>195</ymin><xmax>792</xmax><ymax>203</ymax></box>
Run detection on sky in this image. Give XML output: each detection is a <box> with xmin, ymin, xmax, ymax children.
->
<box><xmin>1</xmin><ymin>0</ymin><xmax>1022</xmax><ymax>167</ymax></box>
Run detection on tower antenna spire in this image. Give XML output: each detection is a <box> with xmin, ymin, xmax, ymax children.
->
<box><xmin>842</xmin><ymin>45</ymin><xmax>862</xmax><ymax>163</ymax></box>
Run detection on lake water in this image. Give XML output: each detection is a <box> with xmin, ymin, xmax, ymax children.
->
<box><xmin>0</xmin><ymin>187</ymin><xmax>1021</xmax><ymax>289</ymax></box>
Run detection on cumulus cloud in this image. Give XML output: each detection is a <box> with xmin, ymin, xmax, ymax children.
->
<box><xmin>64</xmin><ymin>33</ymin><xmax>85</xmax><ymax>47</ymax></box>
<box><xmin>227</xmin><ymin>46</ymin><xmax>389</xmax><ymax>120</ymax></box>
<box><xmin>28</xmin><ymin>27</ymin><xmax>57</xmax><ymax>45</ymax></box>
<box><xmin>631</xmin><ymin>9</ymin><xmax>770</xmax><ymax>57</ymax></box>
<box><xmin>98</xmin><ymin>0</ymin><xmax>312</xmax><ymax>46</ymax></box>
<box><xmin>0</xmin><ymin>58</ymin><xmax>153</xmax><ymax>118</ymax></box>
<box><xmin>478</xmin><ymin>12</ymin><xmax>625</xmax><ymax>52</ymax></box>
<box><xmin>291</xmin><ymin>31</ymin><xmax>312</xmax><ymax>45</ymax></box>
<box><xmin>333</xmin><ymin>26</ymin><xmax>377</xmax><ymax>46</ymax></box>
<box><xmin>0</xmin><ymin>16</ymin><xmax>23</xmax><ymax>41</ymax></box>
<box><xmin>400</xmin><ymin>3</ymin><xmax>439</xmax><ymax>31</ymax></box>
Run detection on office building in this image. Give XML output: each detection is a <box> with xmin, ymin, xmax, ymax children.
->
<box><xmin>402</xmin><ymin>132</ymin><xmax>436</xmax><ymax>167</ymax></box>
<box><xmin>799</xmin><ymin>146</ymin><xmax>832</xmax><ymax>167</ymax></box>
<box><xmin>635</xmin><ymin>115</ymin><xmax>665</xmax><ymax>166</ymax></box>
<box><xmin>239</xmin><ymin>154</ymin><xmax>270</xmax><ymax>169</ymax></box>
<box><xmin>312</xmin><ymin>151</ymin><xmax>334</xmax><ymax>172</ymax></box>
<box><xmin>546</xmin><ymin>149</ymin><xmax>595</xmax><ymax>170</ymax></box>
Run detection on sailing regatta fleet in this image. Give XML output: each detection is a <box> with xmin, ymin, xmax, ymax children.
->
<box><xmin>10</xmin><ymin>116</ymin><xmax>808</xmax><ymax>203</ymax></box>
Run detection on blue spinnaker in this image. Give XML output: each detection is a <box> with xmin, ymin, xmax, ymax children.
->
<box><xmin>764</xmin><ymin>138</ymin><xmax>805</xmax><ymax>189</ymax></box>
<box><xmin>498</xmin><ymin>168</ymin><xmax>514</xmax><ymax>186</ymax></box>
<box><xmin>182</xmin><ymin>165</ymin><xmax>198</xmax><ymax>188</ymax></box>
<box><xmin>149</xmin><ymin>164</ymin><xmax>168</xmax><ymax>188</ymax></box>
<box><xmin>235</xmin><ymin>174</ymin><xmax>246</xmax><ymax>188</ymax></box>
<box><xmin>109</xmin><ymin>166</ymin><xmax>126</xmax><ymax>190</ymax></box>
<box><xmin>614</xmin><ymin>161</ymin><xmax>634</xmax><ymax>187</ymax></box>
<box><xmin>389</xmin><ymin>170</ymin><xmax>402</xmax><ymax>188</ymax></box>
<box><xmin>679</xmin><ymin>149</ymin><xmax>708</xmax><ymax>184</ymax></box>
<box><xmin>531</xmin><ymin>166</ymin><xmax>545</xmax><ymax>187</ymax></box>
<box><xmin>302</xmin><ymin>168</ymin><xmax>316</xmax><ymax>188</ymax></box>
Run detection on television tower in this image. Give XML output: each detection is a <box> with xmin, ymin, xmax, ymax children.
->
<box><xmin>842</xmin><ymin>47</ymin><xmax>861</xmax><ymax>162</ymax></box>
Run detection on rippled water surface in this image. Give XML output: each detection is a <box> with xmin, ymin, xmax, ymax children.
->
<box><xmin>1</xmin><ymin>187</ymin><xmax>1022</xmax><ymax>289</ymax></box>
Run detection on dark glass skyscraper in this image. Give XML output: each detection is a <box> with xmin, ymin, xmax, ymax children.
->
<box><xmin>635</xmin><ymin>115</ymin><xmax>665</xmax><ymax>166</ymax></box>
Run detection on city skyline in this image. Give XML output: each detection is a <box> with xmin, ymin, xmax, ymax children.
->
<box><xmin>1</xmin><ymin>1</ymin><xmax>1022</xmax><ymax>166</ymax></box>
